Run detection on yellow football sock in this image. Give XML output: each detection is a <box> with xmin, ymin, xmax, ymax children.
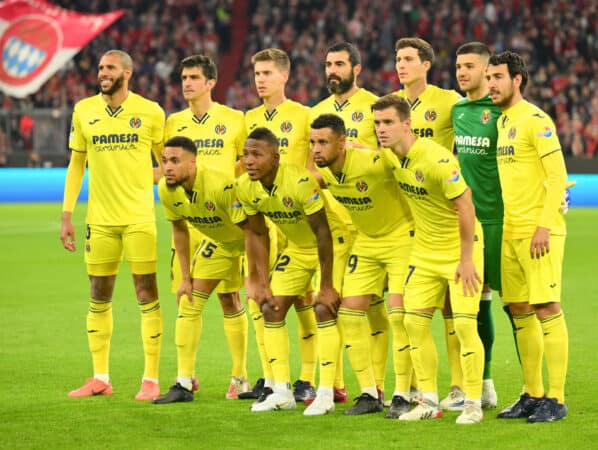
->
<box><xmin>540</xmin><ymin>312</ymin><xmax>568</xmax><ymax>403</ymax></box>
<box><xmin>264</xmin><ymin>320</ymin><xmax>290</xmax><ymax>384</ymax></box>
<box><xmin>338</xmin><ymin>308</ymin><xmax>376</xmax><ymax>391</ymax></box>
<box><xmin>513</xmin><ymin>311</ymin><xmax>544</xmax><ymax>398</ymax></box>
<box><xmin>367</xmin><ymin>299</ymin><xmax>389</xmax><ymax>390</ymax></box>
<box><xmin>248</xmin><ymin>298</ymin><xmax>273</xmax><ymax>381</ymax></box>
<box><xmin>389</xmin><ymin>307</ymin><xmax>412</xmax><ymax>394</ymax></box>
<box><xmin>444</xmin><ymin>315</ymin><xmax>463</xmax><ymax>388</ymax></box>
<box><xmin>404</xmin><ymin>312</ymin><xmax>437</xmax><ymax>395</ymax></box>
<box><xmin>223</xmin><ymin>308</ymin><xmax>248</xmax><ymax>378</ymax></box>
<box><xmin>139</xmin><ymin>299</ymin><xmax>163</xmax><ymax>380</ymax></box>
<box><xmin>295</xmin><ymin>305</ymin><xmax>317</xmax><ymax>384</ymax></box>
<box><xmin>176</xmin><ymin>291</ymin><xmax>208</xmax><ymax>378</ymax></box>
<box><xmin>87</xmin><ymin>299</ymin><xmax>113</xmax><ymax>376</ymax></box>
<box><xmin>317</xmin><ymin>319</ymin><xmax>340</xmax><ymax>388</ymax></box>
<box><xmin>454</xmin><ymin>314</ymin><xmax>485</xmax><ymax>399</ymax></box>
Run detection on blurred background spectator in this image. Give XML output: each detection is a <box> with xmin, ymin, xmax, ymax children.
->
<box><xmin>1</xmin><ymin>0</ymin><xmax>596</xmax><ymax>164</ymax></box>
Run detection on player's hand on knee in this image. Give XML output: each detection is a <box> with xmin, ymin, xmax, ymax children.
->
<box><xmin>530</xmin><ymin>226</ymin><xmax>550</xmax><ymax>259</ymax></box>
<box><xmin>454</xmin><ymin>259</ymin><xmax>481</xmax><ymax>297</ymax></box>
<box><xmin>177</xmin><ymin>278</ymin><xmax>193</xmax><ymax>305</ymax></box>
<box><xmin>315</xmin><ymin>286</ymin><xmax>340</xmax><ymax>315</ymax></box>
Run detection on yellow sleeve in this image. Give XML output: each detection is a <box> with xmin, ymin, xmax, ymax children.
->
<box><xmin>538</xmin><ymin>150</ymin><xmax>567</xmax><ymax>229</ymax></box>
<box><xmin>62</xmin><ymin>150</ymin><xmax>87</xmax><ymax>213</ymax></box>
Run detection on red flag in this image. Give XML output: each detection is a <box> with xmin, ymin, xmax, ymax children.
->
<box><xmin>0</xmin><ymin>0</ymin><xmax>123</xmax><ymax>98</ymax></box>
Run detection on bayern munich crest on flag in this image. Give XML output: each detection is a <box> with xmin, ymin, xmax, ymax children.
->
<box><xmin>0</xmin><ymin>16</ymin><xmax>59</xmax><ymax>85</ymax></box>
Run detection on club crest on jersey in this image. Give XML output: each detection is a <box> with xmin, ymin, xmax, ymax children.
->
<box><xmin>481</xmin><ymin>109</ymin><xmax>491</xmax><ymax>124</ymax></box>
<box><xmin>352</xmin><ymin>112</ymin><xmax>364</xmax><ymax>123</ymax></box>
<box><xmin>307</xmin><ymin>189</ymin><xmax>320</xmax><ymax>203</ymax></box>
<box><xmin>280</xmin><ymin>121</ymin><xmax>293</xmax><ymax>133</ymax></box>
<box><xmin>446</xmin><ymin>170</ymin><xmax>460</xmax><ymax>183</ymax></box>
<box><xmin>129</xmin><ymin>117</ymin><xmax>142</xmax><ymax>128</ymax></box>
<box><xmin>424</xmin><ymin>109</ymin><xmax>437</xmax><ymax>122</ymax></box>
<box><xmin>205</xmin><ymin>201</ymin><xmax>216</xmax><ymax>212</ymax></box>
<box><xmin>537</xmin><ymin>126</ymin><xmax>553</xmax><ymax>138</ymax></box>
<box><xmin>282</xmin><ymin>196</ymin><xmax>294</xmax><ymax>208</ymax></box>
<box><xmin>214</xmin><ymin>124</ymin><xmax>227</xmax><ymax>135</ymax></box>
<box><xmin>415</xmin><ymin>170</ymin><xmax>425</xmax><ymax>183</ymax></box>
<box><xmin>0</xmin><ymin>17</ymin><xmax>59</xmax><ymax>85</ymax></box>
<box><xmin>508</xmin><ymin>127</ymin><xmax>517</xmax><ymax>139</ymax></box>
<box><xmin>355</xmin><ymin>181</ymin><xmax>368</xmax><ymax>192</ymax></box>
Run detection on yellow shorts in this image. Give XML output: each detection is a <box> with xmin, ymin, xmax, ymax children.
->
<box><xmin>501</xmin><ymin>235</ymin><xmax>565</xmax><ymax>304</ymax></box>
<box><xmin>270</xmin><ymin>235</ymin><xmax>351</xmax><ymax>297</ymax></box>
<box><xmin>171</xmin><ymin>226</ymin><xmax>241</xmax><ymax>294</ymax></box>
<box><xmin>85</xmin><ymin>222</ymin><xmax>156</xmax><ymax>276</ymax></box>
<box><xmin>403</xmin><ymin>237</ymin><xmax>484</xmax><ymax>315</ymax></box>
<box><xmin>342</xmin><ymin>228</ymin><xmax>413</xmax><ymax>298</ymax></box>
<box><xmin>189</xmin><ymin>237</ymin><xmax>243</xmax><ymax>293</ymax></box>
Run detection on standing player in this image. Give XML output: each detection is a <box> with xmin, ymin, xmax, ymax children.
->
<box><xmin>310</xmin><ymin>114</ymin><xmax>414</xmax><ymax>418</ymax></box>
<box><xmin>237</xmin><ymin>127</ymin><xmax>351</xmax><ymax>413</ymax></box>
<box><xmin>244</xmin><ymin>48</ymin><xmax>318</xmax><ymax>402</ymax></box>
<box><xmin>61</xmin><ymin>50</ymin><xmax>165</xmax><ymax>401</ymax></box>
<box><xmin>448</xmin><ymin>42</ymin><xmax>503</xmax><ymax>410</ymax></box>
<box><xmin>164</xmin><ymin>55</ymin><xmax>249</xmax><ymax>399</ymax></box>
<box><xmin>152</xmin><ymin>136</ymin><xmax>248</xmax><ymax>404</ymax></box>
<box><xmin>488</xmin><ymin>52</ymin><xmax>569</xmax><ymax>423</ymax></box>
<box><xmin>373</xmin><ymin>94</ymin><xmax>485</xmax><ymax>424</ymax></box>
<box><xmin>393</xmin><ymin>37</ymin><xmax>464</xmax><ymax>403</ymax></box>
<box><xmin>309</xmin><ymin>43</ymin><xmax>390</xmax><ymax>399</ymax></box>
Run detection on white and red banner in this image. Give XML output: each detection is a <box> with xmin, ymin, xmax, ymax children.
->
<box><xmin>0</xmin><ymin>0</ymin><xmax>123</xmax><ymax>98</ymax></box>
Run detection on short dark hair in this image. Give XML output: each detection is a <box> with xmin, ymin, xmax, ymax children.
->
<box><xmin>326</xmin><ymin>42</ymin><xmax>361</xmax><ymax>66</ymax></box>
<box><xmin>247</xmin><ymin>127</ymin><xmax>279</xmax><ymax>151</ymax></box>
<box><xmin>395</xmin><ymin>37</ymin><xmax>435</xmax><ymax>65</ymax></box>
<box><xmin>311</xmin><ymin>114</ymin><xmax>346</xmax><ymax>137</ymax></box>
<box><xmin>165</xmin><ymin>136</ymin><xmax>197</xmax><ymax>155</ymax></box>
<box><xmin>456</xmin><ymin>41</ymin><xmax>491</xmax><ymax>58</ymax></box>
<box><xmin>371</xmin><ymin>95</ymin><xmax>411</xmax><ymax>121</ymax></box>
<box><xmin>488</xmin><ymin>51</ymin><xmax>528</xmax><ymax>93</ymax></box>
<box><xmin>180</xmin><ymin>54</ymin><xmax>217</xmax><ymax>80</ymax></box>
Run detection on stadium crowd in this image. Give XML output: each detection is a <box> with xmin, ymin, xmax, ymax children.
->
<box><xmin>0</xmin><ymin>0</ymin><xmax>596</xmax><ymax>158</ymax></box>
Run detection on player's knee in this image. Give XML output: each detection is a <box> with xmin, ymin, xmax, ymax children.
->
<box><xmin>508</xmin><ymin>302</ymin><xmax>533</xmax><ymax>315</ymax></box>
<box><xmin>313</xmin><ymin>303</ymin><xmax>335</xmax><ymax>322</ymax></box>
<box><xmin>262</xmin><ymin>302</ymin><xmax>284</xmax><ymax>322</ymax></box>
<box><xmin>532</xmin><ymin>301</ymin><xmax>561</xmax><ymax>319</ymax></box>
<box><xmin>133</xmin><ymin>273</ymin><xmax>158</xmax><ymax>302</ymax></box>
<box><xmin>218</xmin><ymin>292</ymin><xmax>241</xmax><ymax>313</ymax></box>
<box><xmin>90</xmin><ymin>275</ymin><xmax>116</xmax><ymax>301</ymax></box>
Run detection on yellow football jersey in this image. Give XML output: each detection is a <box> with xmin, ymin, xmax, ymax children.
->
<box><xmin>69</xmin><ymin>92</ymin><xmax>165</xmax><ymax>225</ymax></box>
<box><xmin>236</xmin><ymin>163</ymin><xmax>347</xmax><ymax>249</ymax></box>
<box><xmin>316</xmin><ymin>147</ymin><xmax>413</xmax><ymax>237</ymax></box>
<box><xmin>394</xmin><ymin>85</ymin><xmax>461</xmax><ymax>150</ymax></box>
<box><xmin>158</xmin><ymin>164</ymin><xmax>246</xmax><ymax>256</ymax></box>
<box><xmin>383</xmin><ymin>139</ymin><xmax>479</xmax><ymax>252</ymax></box>
<box><xmin>164</xmin><ymin>103</ymin><xmax>245</xmax><ymax>179</ymax></box>
<box><xmin>245</xmin><ymin>99</ymin><xmax>310</xmax><ymax>167</ymax></box>
<box><xmin>310</xmin><ymin>88</ymin><xmax>379</xmax><ymax>148</ymax></box>
<box><xmin>496</xmin><ymin>100</ymin><xmax>567</xmax><ymax>240</ymax></box>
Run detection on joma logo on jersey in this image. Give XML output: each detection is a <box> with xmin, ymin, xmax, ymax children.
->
<box><xmin>205</xmin><ymin>201</ymin><xmax>216</xmax><ymax>212</ymax></box>
<box><xmin>346</xmin><ymin>128</ymin><xmax>359</xmax><ymax>138</ymax></box>
<box><xmin>497</xmin><ymin>145</ymin><xmax>515</xmax><ymax>156</ymax></box>
<box><xmin>183</xmin><ymin>215</ymin><xmax>223</xmax><ymax>225</ymax></box>
<box><xmin>194</xmin><ymin>138</ymin><xmax>224</xmax><ymax>148</ymax></box>
<box><xmin>481</xmin><ymin>109</ymin><xmax>491</xmax><ymax>124</ymax></box>
<box><xmin>282</xmin><ymin>196</ymin><xmax>294</xmax><ymax>208</ymax></box>
<box><xmin>92</xmin><ymin>133</ymin><xmax>139</xmax><ymax>144</ymax></box>
<box><xmin>398</xmin><ymin>182</ymin><xmax>428</xmax><ymax>196</ymax></box>
<box><xmin>129</xmin><ymin>118</ymin><xmax>142</xmax><ymax>128</ymax></box>
<box><xmin>424</xmin><ymin>109</ymin><xmax>437</xmax><ymax>122</ymax></box>
<box><xmin>214</xmin><ymin>124</ymin><xmax>227</xmax><ymax>135</ymax></box>
<box><xmin>412</xmin><ymin>128</ymin><xmax>434</xmax><ymax>138</ymax></box>
<box><xmin>352</xmin><ymin>112</ymin><xmax>364</xmax><ymax>123</ymax></box>
<box><xmin>508</xmin><ymin>127</ymin><xmax>517</xmax><ymax>139</ymax></box>
<box><xmin>355</xmin><ymin>181</ymin><xmax>368</xmax><ymax>192</ymax></box>
<box><xmin>280</xmin><ymin>121</ymin><xmax>293</xmax><ymax>133</ymax></box>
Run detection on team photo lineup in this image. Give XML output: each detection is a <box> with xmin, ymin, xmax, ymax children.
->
<box><xmin>59</xmin><ymin>35</ymin><xmax>571</xmax><ymax>425</ymax></box>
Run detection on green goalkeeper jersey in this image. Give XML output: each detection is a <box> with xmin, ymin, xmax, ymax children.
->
<box><xmin>452</xmin><ymin>94</ymin><xmax>503</xmax><ymax>224</ymax></box>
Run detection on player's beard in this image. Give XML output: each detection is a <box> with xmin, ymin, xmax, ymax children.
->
<box><xmin>490</xmin><ymin>83</ymin><xmax>515</xmax><ymax>108</ymax></box>
<box><xmin>100</xmin><ymin>74</ymin><xmax>125</xmax><ymax>96</ymax></box>
<box><xmin>327</xmin><ymin>72</ymin><xmax>354</xmax><ymax>95</ymax></box>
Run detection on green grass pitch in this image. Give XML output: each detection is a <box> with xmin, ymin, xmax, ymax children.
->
<box><xmin>1</xmin><ymin>204</ymin><xmax>597</xmax><ymax>449</ymax></box>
